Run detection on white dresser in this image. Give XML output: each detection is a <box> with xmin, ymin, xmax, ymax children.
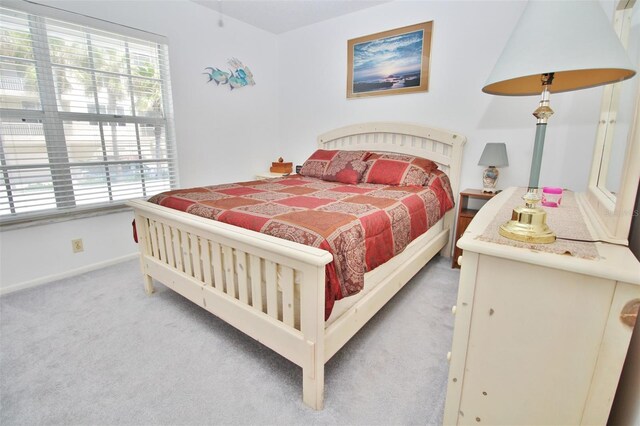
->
<box><xmin>443</xmin><ymin>187</ymin><xmax>640</xmax><ymax>425</ymax></box>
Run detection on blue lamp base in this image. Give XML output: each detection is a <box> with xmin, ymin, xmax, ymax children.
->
<box><xmin>500</xmin><ymin>84</ymin><xmax>556</xmax><ymax>244</ymax></box>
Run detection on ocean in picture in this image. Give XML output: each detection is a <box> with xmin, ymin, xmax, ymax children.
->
<box><xmin>352</xmin><ymin>29</ymin><xmax>425</xmax><ymax>94</ymax></box>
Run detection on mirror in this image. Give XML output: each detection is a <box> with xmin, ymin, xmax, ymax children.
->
<box><xmin>587</xmin><ymin>0</ymin><xmax>640</xmax><ymax>243</ymax></box>
<box><xmin>595</xmin><ymin>1</ymin><xmax>639</xmax><ymax>201</ymax></box>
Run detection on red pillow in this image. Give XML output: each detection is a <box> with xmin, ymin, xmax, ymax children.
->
<box><xmin>363</xmin><ymin>153</ymin><xmax>438</xmax><ymax>186</ymax></box>
<box><xmin>322</xmin><ymin>150</ymin><xmax>370</xmax><ymax>184</ymax></box>
<box><xmin>299</xmin><ymin>149</ymin><xmax>339</xmax><ymax>179</ymax></box>
<box><xmin>426</xmin><ymin>169</ymin><xmax>455</xmax><ymax>214</ymax></box>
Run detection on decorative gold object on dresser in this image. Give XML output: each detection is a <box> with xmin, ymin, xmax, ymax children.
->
<box><xmin>498</xmin><ymin>188</ymin><xmax>556</xmax><ymax>244</ymax></box>
<box><xmin>451</xmin><ymin>189</ymin><xmax>497</xmax><ymax>269</ymax></box>
<box><xmin>443</xmin><ymin>187</ymin><xmax>640</xmax><ymax>425</ymax></box>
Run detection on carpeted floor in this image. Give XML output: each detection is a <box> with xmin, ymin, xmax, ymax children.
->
<box><xmin>0</xmin><ymin>255</ymin><xmax>459</xmax><ymax>425</ymax></box>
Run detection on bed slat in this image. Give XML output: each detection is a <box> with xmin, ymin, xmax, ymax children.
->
<box><xmin>222</xmin><ymin>246</ymin><xmax>236</xmax><ymax>298</ymax></box>
<box><xmin>190</xmin><ymin>234</ymin><xmax>202</xmax><ymax>281</ymax></box>
<box><xmin>149</xmin><ymin>219</ymin><xmax>160</xmax><ymax>260</ymax></box>
<box><xmin>140</xmin><ymin>218</ymin><xmax>152</xmax><ymax>255</ymax></box>
<box><xmin>156</xmin><ymin>221</ymin><xmax>167</xmax><ymax>263</ymax></box>
<box><xmin>162</xmin><ymin>223</ymin><xmax>175</xmax><ymax>267</ymax></box>
<box><xmin>202</xmin><ymin>239</ymin><xmax>213</xmax><ymax>286</ymax></box>
<box><xmin>181</xmin><ymin>231</ymin><xmax>193</xmax><ymax>277</ymax></box>
<box><xmin>265</xmin><ymin>260</ymin><xmax>278</xmax><ymax>319</ymax></box>
<box><xmin>211</xmin><ymin>242</ymin><xmax>224</xmax><ymax>292</ymax></box>
<box><xmin>249</xmin><ymin>255</ymin><xmax>263</xmax><ymax>312</ymax></box>
<box><xmin>281</xmin><ymin>266</ymin><xmax>295</xmax><ymax>328</ymax></box>
<box><xmin>236</xmin><ymin>250</ymin><xmax>249</xmax><ymax>304</ymax></box>
<box><xmin>171</xmin><ymin>228</ymin><xmax>183</xmax><ymax>272</ymax></box>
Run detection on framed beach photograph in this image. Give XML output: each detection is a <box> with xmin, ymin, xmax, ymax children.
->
<box><xmin>347</xmin><ymin>21</ymin><xmax>433</xmax><ymax>99</ymax></box>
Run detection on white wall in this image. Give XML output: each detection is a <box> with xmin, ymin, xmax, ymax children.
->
<box><xmin>277</xmin><ymin>0</ymin><xmax>605</xmax><ymax>194</ymax></box>
<box><xmin>0</xmin><ymin>0</ymin><xmax>279</xmax><ymax>291</ymax></box>
<box><xmin>0</xmin><ymin>211</ymin><xmax>138</xmax><ymax>291</ymax></box>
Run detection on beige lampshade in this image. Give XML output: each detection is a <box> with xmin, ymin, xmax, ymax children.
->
<box><xmin>483</xmin><ymin>1</ymin><xmax>636</xmax><ymax>96</ymax></box>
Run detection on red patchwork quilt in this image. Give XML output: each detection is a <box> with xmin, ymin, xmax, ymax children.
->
<box><xmin>148</xmin><ymin>172</ymin><xmax>454</xmax><ymax>318</ymax></box>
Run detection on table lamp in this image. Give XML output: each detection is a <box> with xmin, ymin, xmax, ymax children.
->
<box><xmin>478</xmin><ymin>143</ymin><xmax>509</xmax><ymax>193</ymax></box>
<box><xmin>483</xmin><ymin>0</ymin><xmax>636</xmax><ymax>244</ymax></box>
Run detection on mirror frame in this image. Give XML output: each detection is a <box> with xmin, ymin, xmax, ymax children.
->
<box><xmin>592</xmin><ymin>0</ymin><xmax>636</xmax><ymax>199</ymax></box>
<box><xmin>586</xmin><ymin>0</ymin><xmax>640</xmax><ymax>243</ymax></box>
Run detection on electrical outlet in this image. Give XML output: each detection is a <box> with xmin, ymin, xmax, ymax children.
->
<box><xmin>71</xmin><ymin>238</ymin><xmax>84</xmax><ymax>253</ymax></box>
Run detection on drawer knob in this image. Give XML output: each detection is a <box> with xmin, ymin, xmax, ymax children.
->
<box><xmin>447</xmin><ymin>351</ymin><xmax>452</xmax><ymax>363</ymax></box>
<box><xmin>457</xmin><ymin>255</ymin><xmax>463</xmax><ymax>266</ymax></box>
<box><xmin>620</xmin><ymin>299</ymin><xmax>640</xmax><ymax>328</ymax></box>
<box><xmin>452</xmin><ymin>305</ymin><xmax>457</xmax><ymax>315</ymax></box>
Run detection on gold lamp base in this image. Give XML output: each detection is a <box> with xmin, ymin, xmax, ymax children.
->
<box><xmin>499</xmin><ymin>190</ymin><xmax>556</xmax><ymax>244</ymax></box>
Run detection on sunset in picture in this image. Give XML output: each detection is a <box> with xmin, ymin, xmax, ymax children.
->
<box><xmin>352</xmin><ymin>29</ymin><xmax>424</xmax><ymax>93</ymax></box>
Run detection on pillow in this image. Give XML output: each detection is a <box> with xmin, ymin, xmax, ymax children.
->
<box><xmin>322</xmin><ymin>150</ymin><xmax>370</xmax><ymax>184</ymax></box>
<box><xmin>425</xmin><ymin>168</ymin><xmax>448</xmax><ymax>188</ymax></box>
<box><xmin>298</xmin><ymin>149</ymin><xmax>339</xmax><ymax>179</ymax></box>
<box><xmin>425</xmin><ymin>169</ymin><xmax>455</xmax><ymax>214</ymax></box>
<box><xmin>363</xmin><ymin>153</ymin><xmax>438</xmax><ymax>186</ymax></box>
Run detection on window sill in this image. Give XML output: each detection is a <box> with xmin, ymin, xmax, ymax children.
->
<box><xmin>0</xmin><ymin>204</ymin><xmax>133</xmax><ymax>231</ymax></box>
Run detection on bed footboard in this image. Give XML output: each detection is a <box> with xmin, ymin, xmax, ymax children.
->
<box><xmin>129</xmin><ymin>200</ymin><xmax>333</xmax><ymax>409</ymax></box>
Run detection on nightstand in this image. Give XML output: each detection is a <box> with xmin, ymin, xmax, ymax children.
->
<box><xmin>451</xmin><ymin>188</ymin><xmax>497</xmax><ymax>268</ymax></box>
<box><xmin>255</xmin><ymin>172</ymin><xmax>291</xmax><ymax>180</ymax></box>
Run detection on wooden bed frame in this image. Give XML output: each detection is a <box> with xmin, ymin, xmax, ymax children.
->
<box><xmin>128</xmin><ymin>122</ymin><xmax>466</xmax><ymax>409</ymax></box>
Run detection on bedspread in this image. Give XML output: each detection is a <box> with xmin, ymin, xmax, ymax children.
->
<box><xmin>147</xmin><ymin>172</ymin><xmax>454</xmax><ymax>318</ymax></box>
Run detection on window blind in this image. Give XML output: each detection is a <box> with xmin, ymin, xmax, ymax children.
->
<box><xmin>0</xmin><ymin>3</ymin><xmax>177</xmax><ymax>224</ymax></box>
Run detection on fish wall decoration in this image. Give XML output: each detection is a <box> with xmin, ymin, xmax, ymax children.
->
<box><xmin>204</xmin><ymin>58</ymin><xmax>255</xmax><ymax>90</ymax></box>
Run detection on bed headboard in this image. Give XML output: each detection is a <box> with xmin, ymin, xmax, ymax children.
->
<box><xmin>317</xmin><ymin>122</ymin><xmax>467</xmax><ymax>201</ymax></box>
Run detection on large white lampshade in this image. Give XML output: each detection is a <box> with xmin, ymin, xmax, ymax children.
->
<box><xmin>483</xmin><ymin>1</ymin><xmax>636</xmax><ymax>96</ymax></box>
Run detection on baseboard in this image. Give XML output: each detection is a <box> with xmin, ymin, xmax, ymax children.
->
<box><xmin>0</xmin><ymin>253</ymin><xmax>139</xmax><ymax>296</ymax></box>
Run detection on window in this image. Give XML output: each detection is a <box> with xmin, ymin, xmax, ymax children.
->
<box><xmin>0</xmin><ymin>3</ymin><xmax>177</xmax><ymax>224</ymax></box>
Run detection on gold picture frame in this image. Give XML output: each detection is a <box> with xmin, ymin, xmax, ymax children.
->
<box><xmin>347</xmin><ymin>21</ymin><xmax>433</xmax><ymax>99</ymax></box>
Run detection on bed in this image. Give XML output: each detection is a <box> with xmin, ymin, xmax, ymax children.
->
<box><xmin>127</xmin><ymin>122</ymin><xmax>466</xmax><ymax>409</ymax></box>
